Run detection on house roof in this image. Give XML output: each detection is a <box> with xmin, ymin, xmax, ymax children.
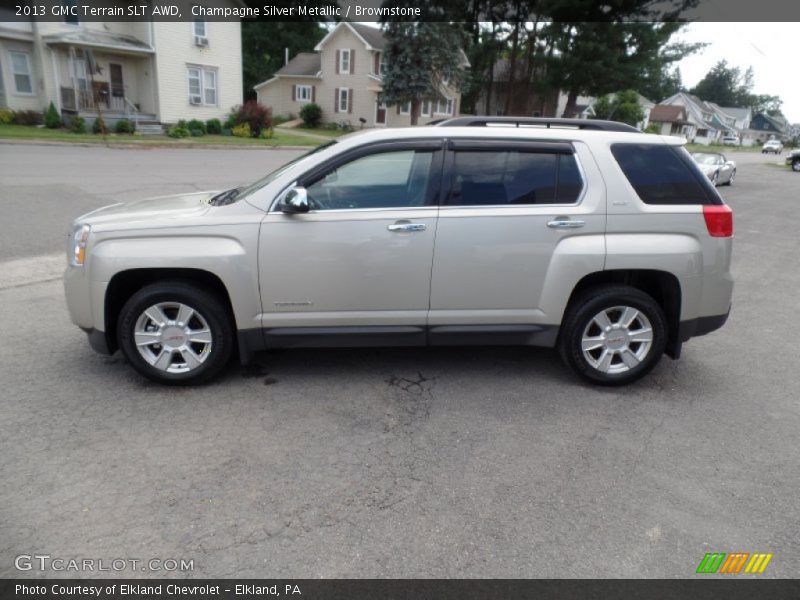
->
<box><xmin>274</xmin><ymin>52</ymin><xmax>321</xmax><ymax>77</ymax></box>
<box><xmin>42</xmin><ymin>30</ymin><xmax>153</xmax><ymax>55</ymax></box>
<box><xmin>649</xmin><ymin>105</ymin><xmax>687</xmax><ymax>123</ymax></box>
<box><xmin>350</xmin><ymin>23</ymin><xmax>385</xmax><ymax>50</ymax></box>
<box><xmin>717</xmin><ymin>106</ymin><xmax>751</xmax><ymax>121</ymax></box>
<box><xmin>753</xmin><ymin>112</ymin><xmax>789</xmax><ymax>133</ymax></box>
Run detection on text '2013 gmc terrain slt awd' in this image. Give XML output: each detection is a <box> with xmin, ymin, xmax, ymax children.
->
<box><xmin>64</xmin><ymin>117</ymin><xmax>733</xmax><ymax>386</ymax></box>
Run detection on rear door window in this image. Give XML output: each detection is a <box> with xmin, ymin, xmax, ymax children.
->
<box><xmin>446</xmin><ymin>149</ymin><xmax>583</xmax><ymax>206</ymax></box>
<box><xmin>611</xmin><ymin>143</ymin><xmax>722</xmax><ymax>205</ymax></box>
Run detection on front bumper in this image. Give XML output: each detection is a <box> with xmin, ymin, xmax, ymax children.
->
<box><xmin>786</xmin><ymin>155</ymin><xmax>799</xmax><ymax>165</ymax></box>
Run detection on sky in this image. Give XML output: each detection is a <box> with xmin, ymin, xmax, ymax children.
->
<box><xmin>674</xmin><ymin>22</ymin><xmax>799</xmax><ymax>123</ymax></box>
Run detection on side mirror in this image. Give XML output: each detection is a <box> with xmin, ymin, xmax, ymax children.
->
<box><xmin>280</xmin><ymin>187</ymin><xmax>309</xmax><ymax>214</ymax></box>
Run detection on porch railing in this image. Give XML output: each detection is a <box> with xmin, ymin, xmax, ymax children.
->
<box><xmin>60</xmin><ymin>83</ymin><xmax>132</xmax><ymax>115</ymax></box>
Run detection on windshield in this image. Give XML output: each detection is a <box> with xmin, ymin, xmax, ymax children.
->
<box><xmin>236</xmin><ymin>140</ymin><xmax>337</xmax><ymax>199</ymax></box>
<box><xmin>692</xmin><ymin>153</ymin><xmax>720</xmax><ymax>165</ymax></box>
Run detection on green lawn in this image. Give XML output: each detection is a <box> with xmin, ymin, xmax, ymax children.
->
<box><xmin>685</xmin><ymin>143</ymin><xmax>763</xmax><ymax>153</ymax></box>
<box><xmin>0</xmin><ymin>124</ymin><xmax>324</xmax><ymax>147</ymax></box>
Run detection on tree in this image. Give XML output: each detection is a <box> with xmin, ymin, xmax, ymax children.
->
<box><xmin>546</xmin><ymin>21</ymin><xmax>699</xmax><ymax>117</ymax></box>
<box><xmin>591</xmin><ymin>90</ymin><xmax>645</xmax><ymax>127</ymax></box>
<box><xmin>241</xmin><ymin>21</ymin><xmax>326</xmax><ymax>101</ymax></box>
<box><xmin>379</xmin><ymin>21</ymin><xmax>465</xmax><ymax>125</ymax></box>
<box><xmin>690</xmin><ymin>60</ymin><xmax>752</xmax><ymax>106</ymax></box>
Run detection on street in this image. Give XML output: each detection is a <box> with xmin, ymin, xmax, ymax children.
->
<box><xmin>1</xmin><ymin>142</ymin><xmax>798</xmax><ymax>578</ymax></box>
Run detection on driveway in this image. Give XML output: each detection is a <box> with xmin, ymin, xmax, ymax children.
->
<box><xmin>0</xmin><ymin>144</ymin><xmax>797</xmax><ymax>578</ymax></box>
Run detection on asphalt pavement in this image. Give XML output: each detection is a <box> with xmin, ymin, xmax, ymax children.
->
<box><xmin>0</xmin><ymin>142</ymin><xmax>798</xmax><ymax>578</ymax></box>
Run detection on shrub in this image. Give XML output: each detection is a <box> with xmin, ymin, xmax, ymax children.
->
<box><xmin>187</xmin><ymin>119</ymin><xmax>206</xmax><ymax>135</ymax></box>
<box><xmin>230</xmin><ymin>101</ymin><xmax>272</xmax><ymax>137</ymax></box>
<box><xmin>231</xmin><ymin>122</ymin><xmax>251</xmax><ymax>138</ymax></box>
<box><xmin>205</xmin><ymin>118</ymin><xmax>222</xmax><ymax>135</ymax></box>
<box><xmin>13</xmin><ymin>110</ymin><xmax>43</xmax><ymax>126</ymax></box>
<box><xmin>70</xmin><ymin>116</ymin><xmax>86</xmax><ymax>134</ymax></box>
<box><xmin>168</xmin><ymin>123</ymin><xmax>190</xmax><ymax>138</ymax></box>
<box><xmin>115</xmin><ymin>119</ymin><xmax>135</xmax><ymax>134</ymax></box>
<box><xmin>224</xmin><ymin>112</ymin><xmax>238</xmax><ymax>130</ymax></box>
<box><xmin>259</xmin><ymin>127</ymin><xmax>274</xmax><ymax>139</ymax></box>
<box><xmin>0</xmin><ymin>108</ymin><xmax>14</xmax><ymax>125</ymax></box>
<box><xmin>92</xmin><ymin>115</ymin><xmax>106</xmax><ymax>134</ymax></box>
<box><xmin>299</xmin><ymin>103</ymin><xmax>322</xmax><ymax>128</ymax></box>
<box><xmin>644</xmin><ymin>123</ymin><xmax>661</xmax><ymax>134</ymax></box>
<box><xmin>44</xmin><ymin>102</ymin><xmax>62</xmax><ymax>129</ymax></box>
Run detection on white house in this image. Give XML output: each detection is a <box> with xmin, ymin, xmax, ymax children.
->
<box><xmin>255</xmin><ymin>22</ymin><xmax>467</xmax><ymax>127</ymax></box>
<box><xmin>0</xmin><ymin>7</ymin><xmax>242</xmax><ymax>127</ymax></box>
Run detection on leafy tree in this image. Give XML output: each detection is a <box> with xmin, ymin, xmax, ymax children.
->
<box><xmin>546</xmin><ymin>21</ymin><xmax>699</xmax><ymax>117</ymax></box>
<box><xmin>591</xmin><ymin>90</ymin><xmax>645</xmax><ymax>127</ymax></box>
<box><xmin>750</xmin><ymin>94</ymin><xmax>784</xmax><ymax>117</ymax></box>
<box><xmin>690</xmin><ymin>60</ymin><xmax>753</xmax><ymax>107</ymax></box>
<box><xmin>241</xmin><ymin>21</ymin><xmax>326</xmax><ymax>100</ymax></box>
<box><xmin>379</xmin><ymin>20</ymin><xmax>466</xmax><ymax>125</ymax></box>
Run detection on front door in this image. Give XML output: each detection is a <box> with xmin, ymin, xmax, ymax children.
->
<box><xmin>429</xmin><ymin>140</ymin><xmax>606</xmax><ymax>329</ymax></box>
<box><xmin>109</xmin><ymin>63</ymin><xmax>124</xmax><ymax>107</ymax></box>
<box><xmin>258</xmin><ymin>141</ymin><xmax>443</xmax><ymax>335</ymax></box>
<box><xmin>375</xmin><ymin>102</ymin><xmax>387</xmax><ymax>125</ymax></box>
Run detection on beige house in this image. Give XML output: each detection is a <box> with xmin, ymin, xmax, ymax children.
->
<box><xmin>0</xmin><ymin>7</ymin><xmax>242</xmax><ymax>128</ymax></box>
<box><xmin>255</xmin><ymin>22</ymin><xmax>465</xmax><ymax>127</ymax></box>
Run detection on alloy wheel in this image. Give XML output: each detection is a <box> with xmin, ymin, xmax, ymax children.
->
<box><xmin>133</xmin><ymin>302</ymin><xmax>213</xmax><ymax>373</ymax></box>
<box><xmin>580</xmin><ymin>306</ymin><xmax>654</xmax><ymax>375</ymax></box>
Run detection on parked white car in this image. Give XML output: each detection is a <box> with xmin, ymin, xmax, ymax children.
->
<box><xmin>691</xmin><ymin>152</ymin><xmax>736</xmax><ymax>186</ymax></box>
<box><xmin>721</xmin><ymin>135</ymin><xmax>739</xmax><ymax>146</ymax></box>
<box><xmin>762</xmin><ymin>140</ymin><xmax>784</xmax><ymax>154</ymax></box>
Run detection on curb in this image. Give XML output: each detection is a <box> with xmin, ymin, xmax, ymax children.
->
<box><xmin>0</xmin><ymin>139</ymin><xmax>314</xmax><ymax>151</ymax></box>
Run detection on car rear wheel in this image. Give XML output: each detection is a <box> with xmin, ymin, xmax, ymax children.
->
<box><xmin>118</xmin><ymin>282</ymin><xmax>234</xmax><ymax>385</ymax></box>
<box><xmin>559</xmin><ymin>286</ymin><xmax>667</xmax><ymax>386</ymax></box>
<box><xmin>792</xmin><ymin>159</ymin><xmax>800</xmax><ymax>172</ymax></box>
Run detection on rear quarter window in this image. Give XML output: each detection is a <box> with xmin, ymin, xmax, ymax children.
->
<box><xmin>611</xmin><ymin>143</ymin><xmax>722</xmax><ymax>205</ymax></box>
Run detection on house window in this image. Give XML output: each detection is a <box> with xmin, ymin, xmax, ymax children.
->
<box><xmin>441</xmin><ymin>67</ymin><xmax>451</xmax><ymax>86</ymax></box>
<box><xmin>338</xmin><ymin>88</ymin><xmax>349</xmax><ymax>113</ymax></box>
<box><xmin>379</xmin><ymin>53</ymin><xmax>386</xmax><ymax>76</ymax></box>
<box><xmin>194</xmin><ymin>19</ymin><xmax>207</xmax><ymax>38</ymax></box>
<box><xmin>435</xmin><ymin>98</ymin><xmax>454</xmax><ymax>116</ymax></box>
<box><xmin>339</xmin><ymin>49</ymin><xmax>350</xmax><ymax>74</ymax></box>
<box><xmin>296</xmin><ymin>85</ymin><xmax>312</xmax><ymax>102</ymax></box>
<box><xmin>10</xmin><ymin>51</ymin><xmax>33</xmax><ymax>94</ymax></box>
<box><xmin>400</xmin><ymin>102</ymin><xmax>411</xmax><ymax>115</ymax></box>
<box><xmin>187</xmin><ymin>66</ymin><xmax>217</xmax><ymax>106</ymax></box>
<box><xmin>421</xmin><ymin>101</ymin><xmax>431</xmax><ymax>117</ymax></box>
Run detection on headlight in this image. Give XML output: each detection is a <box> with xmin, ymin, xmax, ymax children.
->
<box><xmin>69</xmin><ymin>224</ymin><xmax>91</xmax><ymax>266</ymax></box>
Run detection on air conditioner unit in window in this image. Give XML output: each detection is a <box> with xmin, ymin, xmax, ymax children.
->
<box><xmin>194</xmin><ymin>36</ymin><xmax>209</xmax><ymax>47</ymax></box>
<box><xmin>190</xmin><ymin>96</ymin><xmax>203</xmax><ymax>105</ymax></box>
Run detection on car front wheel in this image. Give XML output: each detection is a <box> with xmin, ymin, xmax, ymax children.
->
<box><xmin>792</xmin><ymin>159</ymin><xmax>800</xmax><ymax>172</ymax></box>
<box><xmin>118</xmin><ymin>282</ymin><xmax>234</xmax><ymax>385</ymax></box>
<box><xmin>559</xmin><ymin>286</ymin><xmax>667</xmax><ymax>386</ymax></box>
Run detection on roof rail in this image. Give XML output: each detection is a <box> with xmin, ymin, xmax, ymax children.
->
<box><xmin>435</xmin><ymin>116</ymin><xmax>640</xmax><ymax>133</ymax></box>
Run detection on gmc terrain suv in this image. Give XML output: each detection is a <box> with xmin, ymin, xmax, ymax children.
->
<box><xmin>64</xmin><ymin>117</ymin><xmax>733</xmax><ymax>386</ymax></box>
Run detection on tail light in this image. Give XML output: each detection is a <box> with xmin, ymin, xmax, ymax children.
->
<box><xmin>703</xmin><ymin>204</ymin><xmax>733</xmax><ymax>237</ymax></box>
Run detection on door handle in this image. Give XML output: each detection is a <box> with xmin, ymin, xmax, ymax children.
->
<box><xmin>388</xmin><ymin>223</ymin><xmax>427</xmax><ymax>233</ymax></box>
<box><xmin>547</xmin><ymin>218</ymin><xmax>585</xmax><ymax>229</ymax></box>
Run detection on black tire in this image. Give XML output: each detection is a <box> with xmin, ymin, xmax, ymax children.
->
<box><xmin>711</xmin><ymin>171</ymin><xmax>719</xmax><ymax>186</ymax></box>
<box><xmin>793</xmin><ymin>159</ymin><xmax>800</xmax><ymax>172</ymax></box>
<box><xmin>558</xmin><ymin>285</ymin><xmax>667</xmax><ymax>386</ymax></box>
<box><xmin>117</xmin><ymin>281</ymin><xmax>234</xmax><ymax>385</ymax></box>
<box><xmin>725</xmin><ymin>169</ymin><xmax>735</xmax><ymax>186</ymax></box>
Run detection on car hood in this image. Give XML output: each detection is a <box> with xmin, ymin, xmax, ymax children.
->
<box><xmin>76</xmin><ymin>191</ymin><xmax>216</xmax><ymax>228</ymax></box>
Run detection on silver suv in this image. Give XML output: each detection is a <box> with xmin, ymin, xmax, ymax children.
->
<box><xmin>64</xmin><ymin>117</ymin><xmax>733</xmax><ymax>386</ymax></box>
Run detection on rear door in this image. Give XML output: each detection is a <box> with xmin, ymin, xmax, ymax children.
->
<box><xmin>428</xmin><ymin>139</ymin><xmax>606</xmax><ymax>332</ymax></box>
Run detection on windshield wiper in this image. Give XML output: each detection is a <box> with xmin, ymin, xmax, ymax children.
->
<box><xmin>209</xmin><ymin>187</ymin><xmax>241</xmax><ymax>206</ymax></box>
